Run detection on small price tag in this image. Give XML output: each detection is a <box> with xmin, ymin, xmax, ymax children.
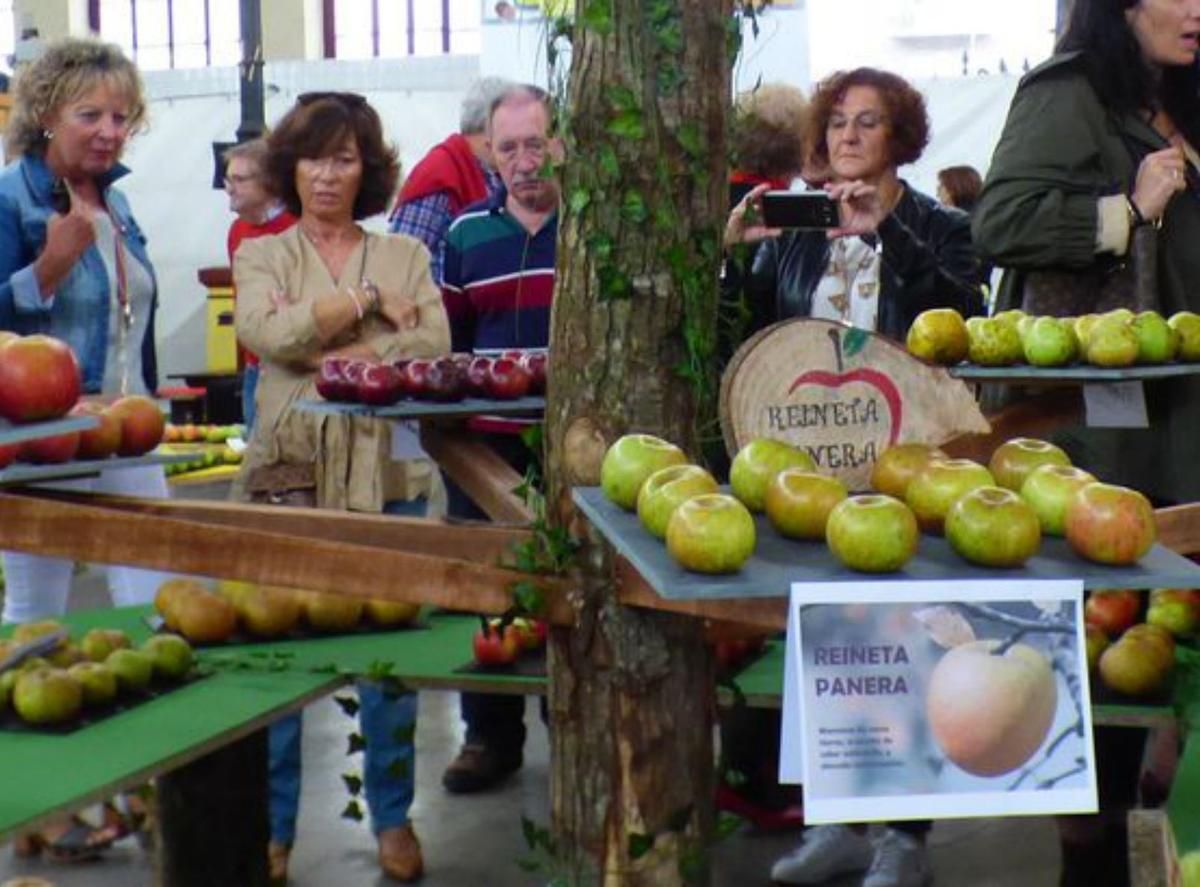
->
<box><xmin>389</xmin><ymin>421</ymin><xmax>428</xmax><ymax>460</ymax></box>
<box><xmin>1083</xmin><ymin>382</ymin><xmax>1149</xmax><ymax>429</ymax></box>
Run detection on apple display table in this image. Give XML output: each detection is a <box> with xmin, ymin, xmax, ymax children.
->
<box><xmin>0</xmin><ymin>451</ymin><xmax>197</xmax><ymax>487</ymax></box>
<box><xmin>572</xmin><ymin>486</ymin><xmax>1200</xmax><ymax>601</ymax></box>
<box><xmin>948</xmin><ymin>363</ymin><xmax>1200</xmax><ymax>384</ymax></box>
<box><xmin>294</xmin><ymin>394</ymin><xmax>545</xmax><ymax>420</ymax></box>
<box><xmin>0</xmin><ymin>415</ymin><xmax>97</xmax><ymax>447</ymax></box>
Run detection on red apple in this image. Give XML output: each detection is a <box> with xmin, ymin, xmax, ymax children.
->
<box><xmin>422</xmin><ymin>356</ymin><xmax>466</xmax><ymax>401</ymax></box>
<box><xmin>0</xmin><ymin>442</ymin><xmax>18</xmax><ymax>468</ymax></box>
<box><xmin>398</xmin><ymin>359</ymin><xmax>429</xmax><ymax>397</ymax></box>
<box><xmin>0</xmin><ymin>334</ymin><xmax>82</xmax><ymax>422</ymax></box>
<box><xmin>71</xmin><ymin>402</ymin><xmax>122</xmax><ymax>460</ymax></box>
<box><xmin>356</xmin><ymin>363</ymin><xmax>404</xmax><ymax>406</ymax></box>
<box><xmin>521</xmin><ymin>352</ymin><xmax>548</xmax><ymax>394</ymax></box>
<box><xmin>20</xmin><ymin>431</ymin><xmax>81</xmax><ymax>463</ymax></box>
<box><xmin>473</xmin><ymin>623</ymin><xmax>521</xmax><ymax>665</ymax></box>
<box><xmin>905</xmin><ymin>458</ymin><xmax>995</xmax><ymax>534</ymax></box>
<box><xmin>988</xmin><ymin>438</ymin><xmax>1072</xmax><ymax>492</ymax></box>
<box><xmin>484</xmin><ymin>357</ymin><xmax>532</xmax><ymax>400</ymax></box>
<box><xmin>764</xmin><ymin>469</ymin><xmax>848</xmax><ymax>540</ymax></box>
<box><xmin>826</xmin><ymin>494</ymin><xmax>919</xmax><ymax>573</ymax></box>
<box><xmin>106</xmin><ymin>395</ymin><xmax>165</xmax><ymax>456</ymax></box>
<box><xmin>501</xmin><ymin>349</ymin><xmax>525</xmax><ymax>362</ymax></box>
<box><xmin>316</xmin><ymin>357</ymin><xmax>355</xmax><ymax>402</ymax></box>
<box><xmin>511</xmin><ymin>617</ymin><xmax>546</xmax><ymax>651</ymax></box>
<box><xmin>1019</xmin><ymin>464</ymin><xmax>1097</xmax><ymax>536</ymax></box>
<box><xmin>465</xmin><ymin>356</ymin><xmax>493</xmax><ymax>396</ymax></box>
<box><xmin>1065</xmin><ymin>482</ymin><xmax>1156</xmax><ymax>565</ymax></box>
<box><xmin>869</xmin><ymin>443</ymin><xmax>947</xmax><ymax>501</ymax></box>
<box><xmin>945</xmin><ymin>486</ymin><xmax>1042</xmax><ymax>567</ymax></box>
<box><xmin>1084</xmin><ymin>590</ymin><xmax>1141</xmax><ymax>636</ymax></box>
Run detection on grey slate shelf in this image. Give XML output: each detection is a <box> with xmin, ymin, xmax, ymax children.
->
<box><xmin>294</xmin><ymin>395</ymin><xmax>545</xmax><ymax>419</ymax></box>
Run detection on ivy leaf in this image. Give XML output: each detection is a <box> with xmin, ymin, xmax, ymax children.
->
<box><xmin>365</xmin><ymin>660</ymin><xmax>395</xmax><ymax>681</ymax></box>
<box><xmin>333</xmin><ymin>694</ymin><xmax>360</xmax><ymax>717</ymax></box>
<box><xmin>392</xmin><ymin>722</ymin><xmax>417</xmax><ymax>744</ymax></box>
<box><xmin>598</xmin><ymin>266</ymin><xmax>633</xmax><ymax>300</ymax></box>
<box><xmin>722</xmin><ymin>768</ymin><xmax>747</xmax><ymax>788</ymax></box>
<box><xmin>521</xmin><ymin>815</ymin><xmax>539</xmax><ymax>850</ymax></box>
<box><xmin>519</xmin><ymin>423</ymin><xmax>545</xmax><ymax>458</ymax></box>
<box><xmin>568</xmin><ymin>188</ymin><xmax>591</xmax><ymax>217</ymax></box>
<box><xmin>518</xmin><ymin>856</ymin><xmax>542</xmax><ymax>873</ymax></box>
<box><xmin>341</xmin><ymin>773</ymin><xmax>363</xmax><ymax>796</ymax></box>
<box><xmin>340</xmin><ymin>800</ymin><xmax>364</xmax><ymax>822</ymax></box>
<box><xmin>621</xmin><ymin>191</ymin><xmax>648</xmax><ymax>225</ymax></box>
<box><xmin>347</xmin><ymin>732</ymin><xmax>367</xmax><ymax>755</ymax></box>
<box><xmin>606</xmin><ymin>111</ymin><xmax>646</xmax><ymax>141</ymax></box>
<box><xmin>597</xmin><ymin>143</ymin><xmax>620</xmax><ymax>181</ymax></box>
<box><xmin>606</xmin><ymin>84</ymin><xmax>639</xmax><ymax>113</ymax></box>
<box><xmin>676</xmin><ymin>123</ymin><xmax>704</xmax><ymax>159</ymax></box>
<box><xmin>628</xmin><ymin>832</ymin><xmax>654</xmax><ymax>860</ymax></box>
<box><xmin>580</xmin><ymin>0</ymin><xmax>614</xmax><ymax>35</ymax></box>
<box><xmin>715</xmin><ymin>811</ymin><xmax>745</xmax><ymax>840</ymax></box>
<box><xmin>586</xmin><ymin>232</ymin><xmax>614</xmax><ymax>262</ymax></box>
<box><xmin>655</xmin><ymin>21</ymin><xmax>684</xmax><ymax>54</ymax></box>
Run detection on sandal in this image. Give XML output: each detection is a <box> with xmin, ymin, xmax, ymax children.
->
<box><xmin>14</xmin><ymin>816</ymin><xmax>120</xmax><ymax>863</ymax></box>
<box><xmin>101</xmin><ymin>792</ymin><xmax>155</xmax><ymax>847</ymax></box>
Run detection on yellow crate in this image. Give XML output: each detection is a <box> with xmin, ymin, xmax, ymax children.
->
<box><xmin>207</xmin><ymin>285</ymin><xmax>237</xmax><ymax>374</ymax></box>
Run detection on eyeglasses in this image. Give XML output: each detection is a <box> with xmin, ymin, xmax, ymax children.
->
<box><xmin>297</xmin><ymin>91</ymin><xmax>367</xmax><ymax>108</ymax></box>
<box><xmin>224</xmin><ymin>173</ymin><xmax>258</xmax><ymax>187</ymax></box>
<box><xmin>827</xmin><ymin>112</ymin><xmax>887</xmax><ymax>132</ymax></box>
<box><xmin>494</xmin><ymin>137</ymin><xmax>549</xmax><ymax>163</ymax></box>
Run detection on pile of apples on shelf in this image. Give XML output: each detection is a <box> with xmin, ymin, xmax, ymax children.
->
<box><xmin>906</xmin><ymin>306</ymin><xmax>1200</xmax><ymax>368</ymax></box>
<box><xmin>163</xmin><ymin>422</ymin><xmax>245</xmax><ymax>444</ymax></box>
<box><xmin>154</xmin><ymin>577</ymin><xmax>422</xmax><ymax>645</ymax></box>
<box><xmin>598</xmin><ymin>432</ymin><xmax>1158</xmax><ymax>576</ymax></box>
<box><xmin>0</xmin><ymin>620</ymin><xmax>195</xmax><ymax>727</ymax></box>
<box><xmin>1085</xmin><ymin>588</ymin><xmax>1198</xmax><ymax>698</ymax></box>
<box><xmin>316</xmin><ymin>350</ymin><xmax>547</xmax><ymax>407</ymax></box>
<box><xmin>471</xmin><ymin>616</ymin><xmax>547</xmax><ymax>667</ymax></box>
<box><xmin>0</xmin><ymin>332</ymin><xmax>164</xmax><ymax>467</ymax></box>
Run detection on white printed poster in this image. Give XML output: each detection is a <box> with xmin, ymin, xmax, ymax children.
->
<box><xmin>780</xmin><ymin>580</ymin><xmax>1099</xmax><ymax>823</ymax></box>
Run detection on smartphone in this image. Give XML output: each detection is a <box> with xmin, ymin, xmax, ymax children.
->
<box><xmin>49</xmin><ymin>179</ymin><xmax>71</xmax><ymax>214</ymax></box>
<box><xmin>760</xmin><ymin>191</ymin><xmax>839</xmax><ymax>229</ymax></box>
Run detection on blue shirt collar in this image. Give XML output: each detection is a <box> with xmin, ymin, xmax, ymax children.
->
<box><xmin>21</xmin><ymin>152</ymin><xmax>131</xmax><ymax>206</ymax></box>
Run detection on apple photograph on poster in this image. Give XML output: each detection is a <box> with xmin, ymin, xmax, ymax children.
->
<box><xmin>783</xmin><ymin>580</ymin><xmax>1098</xmax><ymax>823</ymax></box>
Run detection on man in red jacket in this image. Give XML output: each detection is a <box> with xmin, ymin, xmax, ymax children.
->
<box><xmin>224</xmin><ymin>138</ymin><xmax>296</xmax><ymax>430</ymax></box>
<box><xmin>387</xmin><ymin>77</ymin><xmax>511</xmax><ymax>284</ymax></box>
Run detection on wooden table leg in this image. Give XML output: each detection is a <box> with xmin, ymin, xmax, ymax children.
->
<box><xmin>155</xmin><ymin>728</ymin><xmax>269</xmax><ymax>887</ymax></box>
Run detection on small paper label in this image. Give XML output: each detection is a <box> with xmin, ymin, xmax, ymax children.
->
<box><xmin>390</xmin><ymin>421</ymin><xmax>428</xmax><ymax>460</ymax></box>
<box><xmin>1083</xmin><ymin>382</ymin><xmax>1148</xmax><ymax>429</ymax></box>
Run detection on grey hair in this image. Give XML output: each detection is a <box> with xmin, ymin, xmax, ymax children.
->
<box><xmin>486</xmin><ymin>84</ymin><xmax>553</xmax><ymax>135</ymax></box>
<box><xmin>460</xmin><ymin>77</ymin><xmax>515</xmax><ymax>135</ymax></box>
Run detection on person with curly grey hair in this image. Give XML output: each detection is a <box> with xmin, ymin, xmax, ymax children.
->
<box><xmin>387</xmin><ymin>76</ymin><xmax>512</xmax><ymax>284</ymax></box>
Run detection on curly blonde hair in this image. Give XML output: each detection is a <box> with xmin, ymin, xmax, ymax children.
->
<box><xmin>6</xmin><ymin>37</ymin><xmax>147</xmax><ymax>159</ymax></box>
<box><xmin>731</xmin><ymin>83</ymin><xmax>808</xmax><ymax>181</ymax></box>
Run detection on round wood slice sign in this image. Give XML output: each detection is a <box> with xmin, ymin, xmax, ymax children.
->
<box><xmin>720</xmin><ymin>319</ymin><xmax>990</xmax><ymax>491</ymax></box>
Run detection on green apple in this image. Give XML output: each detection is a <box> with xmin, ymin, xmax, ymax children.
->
<box><xmin>825</xmin><ymin>494</ymin><xmax>919</xmax><ymax>573</ymax></box>
<box><xmin>764</xmin><ymin>469</ymin><xmax>848</xmax><ymax>540</ymax></box>
<box><xmin>869</xmin><ymin>443</ymin><xmax>947</xmax><ymax>501</ymax></box>
<box><xmin>13</xmin><ymin>667</ymin><xmax>83</xmax><ymax>725</ymax></box>
<box><xmin>1074</xmin><ymin>314</ymin><xmax>1101</xmax><ymax>351</ymax></box>
<box><xmin>1017</xmin><ymin>314</ymin><xmax>1037</xmax><ymax>342</ymax></box>
<box><xmin>1180</xmin><ymin>850</ymin><xmax>1200</xmax><ymax>887</ymax></box>
<box><xmin>1085</xmin><ymin>624</ymin><xmax>1109</xmax><ymax>671</ymax></box>
<box><xmin>1169</xmin><ymin>311</ymin><xmax>1200</xmax><ymax>361</ymax></box>
<box><xmin>665</xmin><ymin>493</ymin><xmax>756</xmax><ymax>574</ymax></box>
<box><xmin>636</xmin><ymin>464</ymin><xmax>719</xmax><ymax>538</ymax></box>
<box><xmin>1085</xmin><ymin>317</ymin><xmax>1139</xmax><ymax>367</ymax></box>
<box><xmin>600</xmin><ymin>434</ymin><xmax>688</xmax><ymax>510</ymax></box>
<box><xmin>1065</xmin><ymin>482</ymin><xmax>1157</xmax><ymax>565</ymax></box>
<box><xmin>68</xmin><ymin>661</ymin><xmax>119</xmax><ymax>706</ymax></box>
<box><xmin>906</xmin><ymin>308</ymin><xmax>969</xmax><ymax>365</ymax></box>
<box><xmin>105</xmin><ymin>648</ymin><xmax>155</xmax><ymax>692</ymax></box>
<box><xmin>0</xmin><ymin>669</ymin><xmax>15</xmax><ymax>714</ymax></box>
<box><xmin>905</xmin><ymin>458</ymin><xmax>995</xmax><ymax>534</ymax></box>
<box><xmin>988</xmin><ymin>437</ymin><xmax>1071</xmax><ymax>492</ymax></box>
<box><xmin>945</xmin><ymin>486</ymin><xmax>1042</xmax><ymax>567</ymax></box>
<box><xmin>1131</xmin><ymin>311</ymin><xmax>1178</xmax><ymax>364</ymax></box>
<box><xmin>1019</xmin><ymin>463</ymin><xmax>1097</xmax><ymax>535</ymax></box>
<box><xmin>1022</xmin><ymin>316</ymin><xmax>1078</xmax><ymax>367</ymax></box>
<box><xmin>79</xmin><ymin>628</ymin><xmax>132</xmax><ymax>663</ymax></box>
<box><xmin>966</xmin><ymin>316</ymin><xmax>1023</xmax><ymax>366</ymax></box>
<box><xmin>1099</xmin><ymin>636</ymin><xmax>1172</xmax><ymax>696</ymax></box>
<box><xmin>992</xmin><ymin>309</ymin><xmax>1027</xmax><ymax>333</ymax></box>
<box><xmin>141</xmin><ymin>634</ymin><xmax>195</xmax><ymax>681</ymax></box>
<box><xmin>1146</xmin><ymin>590</ymin><xmax>1199</xmax><ymax>637</ymax></box>
<box><xmin>729</xmin><ymin>438</ymin><xmax>816</xmax><ymax>512</ymax></box>
<box><xmin>11</xmin><ymin>619</ymin><xmax>67</xmax><ymax>648</ymax></box>
<box><xmin>1102</xmin><ymin>307</ymin><xmax>1135</xmax><ymax>325</ymax></box>
<box><xmin>363</xmin><ymin>598</ymin><xmax>422</xmax><ymax>627</ymax></box>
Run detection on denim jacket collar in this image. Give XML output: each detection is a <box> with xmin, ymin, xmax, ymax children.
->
<box><xmin>20</xmin><ymin>153</ymin><xmax>131</xmax><ymax>207</ymax></box>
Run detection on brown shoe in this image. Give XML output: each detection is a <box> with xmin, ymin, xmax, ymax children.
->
<box><xmin>378</xmin><ymin>824</ymin><xmax>423</xmax><ymax>882</ymax></box>
<box><xmin>441</xmin><ymin>742</ymin><xmax>522</xmax><ymax>794</ymax></box>
<box><xmin>268</xmin><ymin>840</ymin><xmax>290</xmax><ymax>885</ymax></box>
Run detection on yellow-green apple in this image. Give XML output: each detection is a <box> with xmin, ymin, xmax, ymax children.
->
<box><xmin>988</xmin><ymin>437</ymin><xmax>1071</xmax><ymax>492</ymax></box>
<box><xmin>992</xmin><ymin>309</ymin><xmax>1027</xmax><ymax>333</ymax></box>
<box><xmin>79</xmin><ymin>628</ymin><xmax>131</xmax><ymax>663</ymax></box>
<box><xmin>1122</xmin><ymin>622</ymin><xmax>1176</xmax><ymax>666</ymax></box>
<box><xmin>1019</xmin><ymin>464</ymin><xmax>1096</xmax><ymax>536</ymax></box>
<box><xmin>729</xmin><ymin>438</ymin><xmax>816</xmax><ymax>512</ymax></box>
<box><xmin>1180</xmin><ymin>850</ymin><xmax>1200</xmax><ymax>887</ymax></box>
<box><xmin>636</xmin><ymin>463</ymin><xmax>719</xmax><ymax>538</ymax></box>
<box><xmin>68</xmin><ymin>661</ymin><xmax>119</xmax><ymax>706</ymax></box>
<box><xmin>1146</xmin><ymin>589</ymin><xmax>1199</xmax><ymax>637</ymax></box>
<box><xmin>600</xmin><ymin>434</ymin><xmax>688</xmax><ymax>510</ymax></box>
<box><xmin>1085</xmin><ymin>317</ymin><xmax>1139</xmax><ymax>367</ymax></box>
<box><xmin>869</xmin><ymin>443</ymin><xmax>947</xmax><ymax>501</ymax></box>
<box><xmin>141</xmin><ymin>634</ymin><xmax>195</xmax><ymax>680</ymax></box>
<box><xmin>1074</xmin><ymin>314</ymin><xmax>1101</xmax><ymax>351</ymax></box>
<box><xmin>1085</xmin><ymin>624</ymin><xmax>1109</xmax><ymax>671</ymax></box>
<box><xmin>1131</xmin><ymin>311</ymin><xmax>1178</xmax><ymax>364</ymax></box>
<box><xmin>105</xmin><ymin>648</ymin><xmax>155</xmax><ymax>691</ymax></box>
<box><xmin>764</xmin><ymin>469</ymin><xmax>848</xmax><ymax>540</ymax></box>
<box><xmin>665</xmin><ymin>493</ymin><xmax>756</xmax><ymax>574</ymax></box>
<box><xmin>906</xmin><ymin>308</ymin><xmax>969</xmax><ymax>365</ymax></box>
<box><xmin>1099</xmin><ymin>636</ymin><xmax>1173</xmax><ymax>696</ymax></box>
<box><xmin>11</xmin><ymin>619</ymin><xmax>67</xmax><ymax>647</ymax></box>
<box><xmin>1017</xmin><ymin>314</ymin><xmax>1037</xmax><ymax>342</ymax></box>
<box><xmin>12</xmin><ymin>668</ymin><xmax>83</xmax><ymax>725</ymax></box>
<box><xmin>825</xmin><ymin>494</ymin><xmax>919</xmax><ymax>573</ymax></box>
<box><xmin>1084</xmin><ymin>590</ymin><xmax>1141</xmax><ymax>636</ymax></box>
<box><xmin>926</xmin><ymin>639</ymin><xmax>1057</xmax><ymax>777</ymax></box>
<box><xmin>966</xmin><ymin>316</ymin><xmax>1023</xmax><ymax>366</ymax></box>
<box><xmin>1168</xmin><ymin>311</ymin><xmax>1200</xmax><ymax>360</ymax></box>
<box><xmin>944</xmin><ymin>486</ymin><xmax>1042</xmax><ymax>567</ymax></box>
<box><xmin>905</xmin><ymin>458</ymin><xmax>995</xmax><ymax>534</ymax></box>
<box><xmin>363</xmin><ymin>599</ymin><xmax>421</xmax><ymax>627</ymax></box>
<box><xmin>1065</xmin><ymin>482</ymin><xmax>1156</xmax><ymax>565</ymax></box>
<box><xmin>300</xmin><ymin>590</ymin><xmax>364</xmax><ymax>633</ymax></box>
<box><xmin>237</xmin><ymin>585</ymin><xmax>302</xmax><ymax>637</ymax></box>
<box><xmin>1022</xmin><ymin>316</ymin><xmax>1079</xmax><ymax>367</ymax></box>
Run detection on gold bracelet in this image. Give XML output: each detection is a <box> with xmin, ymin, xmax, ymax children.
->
<box><xmin>345</xmin><ymin>286</ymin><xmax>365</xmax><ymax>321</ymax></box>
<box><xmin>359</xmin><ymin>280</ymin><xmax>380</xmax><ymax>313</ymax></box>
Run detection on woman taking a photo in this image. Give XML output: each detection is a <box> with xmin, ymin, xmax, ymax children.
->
<box><xmin>233</xmin><ymin>92</ymin><xmax>449</xmax><ymax>883</ymax></box>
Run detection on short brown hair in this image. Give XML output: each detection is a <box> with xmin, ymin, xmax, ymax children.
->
<box><xmin>266</xmin><ymin>93</ymin><xmax>398</xmax><ymax>219</ymax></box>
<box><xmin>937</xmin><ymin>165</ymin><xmax>984</xmax><ymax>211</ymax></box>
<box><xmin>732</xmin><ymin>83</ymin><xmax>808</xmax><ymax>180</ymax></box>
<box><xmin>806</xmin><ymin>68</ymin><xmax>930</xmax><ymax>172</ymax></box>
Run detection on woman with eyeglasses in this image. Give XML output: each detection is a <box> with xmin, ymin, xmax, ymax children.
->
<box><xmin>725</xmin><ymin>67</ymin><xmax>985</xmax><ymax>344</ymax></box>
<box><xmin>0</xmin><ymin>36</ymin><xmax>172</xmax><ymax>863</ymax></box>
<box><xmin>233</xmin><ymin>91</ymin><xmax>449</xmax><ymax>883</ymax></box>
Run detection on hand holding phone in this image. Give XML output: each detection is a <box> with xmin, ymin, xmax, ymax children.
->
<box><xmin>759</xmin><ymin>190</ymin><xmax>840</xmax><ymax>230</ymax></box>
<box><xmin>36</xmin><ymin>182</ymin><xmax>97</xmax><ymax>296</ymax></box>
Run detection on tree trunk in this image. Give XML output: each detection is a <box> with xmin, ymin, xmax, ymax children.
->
<box><xmin>545</xmin><ymin>2</ymin><xmax>734</xmax><ymax>883</ymax></box>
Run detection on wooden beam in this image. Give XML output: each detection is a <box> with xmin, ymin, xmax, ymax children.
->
<box><xmin>1154</xmin><ymin>503</ymin><xmax>1200</xmax><ymax>558</ymax></box>
<box><xmin>0</xmin><ymin>491</ymin><xmax>572</xmax><ymax>624</ymax></box>
<box><xmin>419</xmin><ymin>423</ymin><xmax>534</xmax><ymax>523</ymax></box>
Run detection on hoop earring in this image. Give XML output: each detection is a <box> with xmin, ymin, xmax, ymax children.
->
<box><xmin>42</xmin><ymin>129</ymin><xmax>53</xmax><ymax>141</ymax></box>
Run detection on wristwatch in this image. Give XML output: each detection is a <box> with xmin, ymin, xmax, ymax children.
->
<box><xmin>359</xmin><ymin>280</ymin><xmax>381</xmax><ymax>313</ymax></box>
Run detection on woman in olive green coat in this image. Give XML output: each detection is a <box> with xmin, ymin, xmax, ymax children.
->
<box><xmin>973</xmin><ymin>0</ymin><xmax>1200</xmax><ymax>508</ymax></box>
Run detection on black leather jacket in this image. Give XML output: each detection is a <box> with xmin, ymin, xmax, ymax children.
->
<box><xmin>747</xmin><ymin>183</ymin><xmax>986</xmax><ymax>341</ymax></box>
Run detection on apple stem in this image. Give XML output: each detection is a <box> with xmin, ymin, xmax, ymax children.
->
<box><xmin>827</xmin><ymin>328</ymin><xmax>844</xmax><ymax>373</ymax></box>
<box><xmin>991</xmin><ymin>631</ymin><xmax>1025</xmax><ymax>656</ymax></box>
<box><xmin>957</xmin><ymin>603</ymin><xmax>1073</xmax><ymax>637</ymax></box>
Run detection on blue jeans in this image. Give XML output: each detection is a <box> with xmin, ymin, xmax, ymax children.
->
<box><xmin>242</xmin><ymin>363</ymin><xmax>260</xmax><ymax>432</ymax></box>
<box><xmin>268</xmin><ymin>496</ymin><xmax>425</xmax><ymax>844</ymax></box>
